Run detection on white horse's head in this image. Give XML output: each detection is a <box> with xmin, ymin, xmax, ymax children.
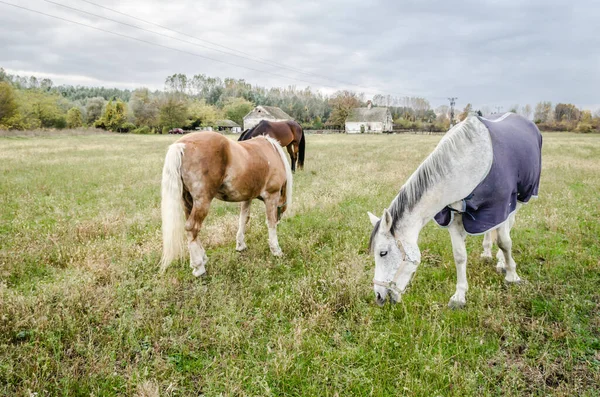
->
<box><xmin>368</xmin><ymin>209</ymin><xmax>419</xmax><ymax>306</ymax></box>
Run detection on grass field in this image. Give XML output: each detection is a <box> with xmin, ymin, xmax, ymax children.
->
<box><xmin>1</xmin><ymin>131</ymin><xmax>599</xmax><ymax>396</ymax></box>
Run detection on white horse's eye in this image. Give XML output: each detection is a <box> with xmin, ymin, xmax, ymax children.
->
<box><xmin>380</xmin><ymin>251</ymin><xmax>388</xmax><ymax>257</ymax></box>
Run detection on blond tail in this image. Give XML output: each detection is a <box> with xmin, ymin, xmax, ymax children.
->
<box><xmin>160</xmin><ymin>142</ymin><xmax>186</xmax><ymax>272</ymax></box>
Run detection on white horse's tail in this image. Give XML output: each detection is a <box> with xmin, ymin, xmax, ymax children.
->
<box><xmin>264</xmin><ymin>136</ymin><xmax>293</xmax><ymax>209</ymax></box>
<box><xmin>160</xmin><ymin>142</ymin><xmax>186</xmax><ymax>272</ymax></box>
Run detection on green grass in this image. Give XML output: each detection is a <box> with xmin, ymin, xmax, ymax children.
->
<box><xmin>1</xmin><ymin>131</ymin><xmax>599</xmax><ymax>396</ymax></box>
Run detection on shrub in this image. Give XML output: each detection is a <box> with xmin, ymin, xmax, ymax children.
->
<box><xmin>121</xmin><ymin>122</ymin><xmax>136</xmax><ymax>133</ymax></box>
<box><xmin>132</xmin><ymin>126</ymin><xmax>151</xmax><ymax>134</ymax></box>
<box><xmin>66</xmin><ymin>107</ymin><xmax>83</xmax><ymax>128</ymax></box>
<box><xmin>576</xmin><ymin>122</ymin><xmax>593</xmax><ymax>133</ymax></box>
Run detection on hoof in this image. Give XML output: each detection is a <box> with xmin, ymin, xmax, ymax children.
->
<box><xmin>448</xmin><ymin>299</ymin><xmax>466</xmax><ymax>310</ymax></box>
<box><xmin>192</xmin><ymin>265</ymin><xmax>206</xmax><ymax>278</ymax></box>
<box><xmin>236</xmin><ymin>243</ymin><xmax>247</xmax><ymax>252</ymax></box>
<box><xmin>448</xmin><ymin>291</ymin><xmax>466</xmax><ymax>309</ymax></box>
<box><xmin>504</xmin><ymin>277</ymin><xmax>523</xmax><ymax>285</ymax></box>
<box><xmin>480</xmin><ymin>252</ymin><xmax>493</xmax><ymax>259</ymax></box>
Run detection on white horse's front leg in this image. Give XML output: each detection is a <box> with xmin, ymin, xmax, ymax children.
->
<box><xmin>448</xmin><ymin>214</ymin><xmax>468</xmax><ymax>309</ymax></box>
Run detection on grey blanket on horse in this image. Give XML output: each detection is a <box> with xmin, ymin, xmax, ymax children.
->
<box><xmin>434</xmin><ymin>113</ymin><xmax>542</xmax><ymax>234</ymax></box>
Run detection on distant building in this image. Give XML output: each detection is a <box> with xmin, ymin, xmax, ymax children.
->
<box><xmin>215</xmin><ymin>119</ymin><xmax>242</xmax><ymax>133</ymax></box>
<box><xmin>345</xmin><ymin>101</ymin><xmax>393</xmax><ymax>133</ymax></box>
<box><xmin>243</xmin><ymin>106</ymin><xmax>292</xmax><ymax>130</ymax></box>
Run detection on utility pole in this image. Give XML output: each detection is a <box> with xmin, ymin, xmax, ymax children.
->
<box><xmin>448</xmin><ymin>97</ymin><xmax>457</xmax><ymax>126</ymax></box>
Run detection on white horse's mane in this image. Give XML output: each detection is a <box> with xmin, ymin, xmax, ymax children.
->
<box><xmin>370</xmin><ymin>116</ymin><xmax>484</xmax><ymax>248</ymax></box>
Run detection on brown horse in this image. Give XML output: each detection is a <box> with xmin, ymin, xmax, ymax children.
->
<box><xmin>238</xmin><ymin>120</ymin><xmax>305</xmax><ymax>172</ymax></box>
<box><xmin>160</xmin><ymin>131</ymin><xmax>293</xmax><ymax>277</ymax></box>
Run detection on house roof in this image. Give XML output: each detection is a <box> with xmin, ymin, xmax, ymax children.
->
<box><xmin>346</xmin><ymin>107</ymin><xmax>390</xmax><ymax>123</ymax></box>
<box><xmin>244</xmin><ymin>105</ymin><xmax>292</xmax><ymax>120</ymax></box>
<box><xmin>215</xmin><ymin>119</ymin><xmax>240</xmax><ymax>128</ymax></box>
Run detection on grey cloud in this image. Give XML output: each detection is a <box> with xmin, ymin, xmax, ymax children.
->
<box><xmin>0</xmin><ymin>0</ymin><xmax>598</xmax><ymax>110</ymax></box>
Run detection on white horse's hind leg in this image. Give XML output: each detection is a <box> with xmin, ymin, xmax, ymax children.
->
<box><xmin>496</xmin><ymin>220</ymin><xmax>521</xmax><ymax>284</ymax></box>
<box><xmin>496</xmin><ymin>207</ymin><xmax>519</xmax><ymax>273</ymax></box>
<box><xmin>495</xmin><ymin>248</ymin><xmax>506</xmax><ymax>273</ymax></box>
<box><xmin>448</xmin><ymin>214</ymin><xmax>469</xmax><ymax>309</ymax></box>
<box><xmin>481</xmin><ymin>231</ymin><xmax>494</xmax><ymax>259</ymax></box>
<box><xmin>264</xmin><ymin>194</ymin><xmax>283</xmax><ymax>257</ymax></box>
<box><xmin>236</xmin><ymin>200</ymin><xmax>252</xmax><ymax>252</ymax></box>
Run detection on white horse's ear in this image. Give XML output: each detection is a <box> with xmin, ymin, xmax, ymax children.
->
<box><xmin>381</xmin><ymin>209</ymin><xmax>393</xmax><ymax>232</ymax></box>
<box><xmin>367</xmin><ymin>211</ymin><xmax>380</xmax><ymax>227</ymax></box>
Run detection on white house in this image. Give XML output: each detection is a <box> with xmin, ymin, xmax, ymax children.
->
<box><xmin>243</xmin><ymin>106</ymin><xmax>292</xmax><ymax>130</ymax></box>
<box><xmin>345</xmin><ymin>102</ymin><xmax>393</xmax><ymax>133</ymax></box>
<box><xmin>215</xmin><ymin>119</ymin><xmax>242</xmax><ymax>133</ymax></box>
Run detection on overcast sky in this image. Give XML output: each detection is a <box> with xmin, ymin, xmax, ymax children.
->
<box><xmin>1</xmin><ymin>0</ymin><xmax>599</xmax><ymax>110</ymax></box>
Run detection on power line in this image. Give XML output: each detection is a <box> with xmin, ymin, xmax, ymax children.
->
<box><xmin>71</xmin><ymin>0</ymin><xmax>444</xmax><ymax>100</ymax></box>
<box><xmin>1</xmin><ymin>0</ymin><xmax>448</xmax><ymax>101</ymax></box>
<box><xmin>1</xmin><ymin>1</ymin><xmax>343</xmax><ymax>90</ymax></box>
<box><xmin>72</xmin><ymin>0</ymin><xmax>418</xmax><ymax>97</ymax></box>
<box><xmin>45</xmin><ymin>0</ymin><xmax>337</xmax><ymax>84</ymax></box>
<box><xmin>75</xmin><ymin>0</ymin><xmax>329</xmax><ymax>79</ymax></box>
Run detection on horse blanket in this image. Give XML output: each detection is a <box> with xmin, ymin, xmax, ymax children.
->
<box><xmin>433</xmin><ymin>113</ymin><xmax>542</xmax><ymax>234</ymax></box>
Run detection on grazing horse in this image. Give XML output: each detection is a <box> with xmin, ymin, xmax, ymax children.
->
<box><xmin>239</xmin><ymin>120</ymin><xmax>305</xmax><ymax>172</ymax></box>
<box><xmin>368</xmin><ymin>113</ymin><xmax>542</xmax><ymax>308</ymax></box>
<box><xmin>160</xmin><ymin>131</ymin><xmax>293</xmax><ymax>277</ymax></box>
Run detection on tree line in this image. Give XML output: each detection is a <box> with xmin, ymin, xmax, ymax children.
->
<box><xmin>1</xmin><ymin>68</ymin><xmax>598</xmax><ymax>133</ymax></box>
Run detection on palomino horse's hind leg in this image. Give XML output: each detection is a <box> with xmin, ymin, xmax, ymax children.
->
<box><xmin>286</xmin><ymin>145</ymin><xmax>296</xmax><ymax>172</ymax></box>
<box><xmin>496</xmin><ymin>217</ymin><xmax>522</xmax><ymax>284</ymax></box>
<box><xmin>236</xmin><ymin>200</ymin><xmax>252</xmax><ymax>252</ymax></box>
<box><xmin>186</xmin><ymin>198</ymin><xmax>211</xmax><ymax>277</ymax></box>
<box><xmin>264</xmin><ymin>194</ymin><xmax>283</xmax><ymax>256</ymax></box>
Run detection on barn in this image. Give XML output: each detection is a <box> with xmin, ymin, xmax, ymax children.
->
<box><xmin>243</xmin><ymin>106</ymin><xmax>292</xmax><ymax>130</ymax></box>
<box><xmin>345</xmin><ymin>102</ymin><xmax>393</xmax><ymax>133</ymax></box>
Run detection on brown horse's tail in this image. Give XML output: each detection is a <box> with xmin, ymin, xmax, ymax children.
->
<box><xmin>298</xmin><ymin>129</ymin><xmax>305</xmax><ymax>170</ymax></box>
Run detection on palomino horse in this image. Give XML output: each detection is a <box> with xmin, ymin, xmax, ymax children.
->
<box><xmin>368</xmin><ymin>113</ymin><xmax>542</xmax><ymax>308</ymax></box>
<box><xmin>160</xmin><ymin>131</ymin><xmax>293</xmax><ymax>277</ymax></box>
<box><xmin>238</xmin><ymin>120</ymin><xmax>305</xmax><ymax>172</ymax></box>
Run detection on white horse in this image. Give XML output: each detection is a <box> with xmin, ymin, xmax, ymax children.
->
<box><xmin>368</xmin><ymin>113</ymin><xmax>542</xmax><ymax>308</ymax></box>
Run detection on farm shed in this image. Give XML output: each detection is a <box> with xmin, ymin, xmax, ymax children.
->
<box><xmin>345</xmin><ymin>103</ymin><xmax>393</xmax><ymax>133</ymax></box>
<box><xmin>243</xmin><ymin>106</ymin><xmax>292</xmax><ymax>130</ymax></box>
<box><xmin>215</xmin><ymin>119</ymin><xmax>242</xmax><ymax>133</ymax></box>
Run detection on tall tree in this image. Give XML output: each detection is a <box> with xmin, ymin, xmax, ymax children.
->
<box><xmin>86</xmin><ymin>97</ymin><xmax>105</xmax><ymax>124</ymax></box>
<box><xmin>96</xmin><ymin>99</ymin><xmax>127</xmax><ymax>131</ymax></box>
<box><xmin>521</xmin><ymin>104</ymin><xmax>532</xmax><ymax>119</ymax></box>
<box><xmin>222</xmin><ymin>97</ymin><xmax>254</xmax><ymax>126</ymax></box>
<box><xmin>159</xmin><ymin>94</ymin><xmax>188</xmax><ymax>130</ymax></box>
<box><xmin>458</xmin><ymin>103</ymin><xmax>473</xmax><ymax>121</ymax></box>
<box><xmin>554</xmin><ymin>103</ymin><xmax>580</xmax><ymax>122</ymax></box>
<box><xmin>187</xmin><ymin>99</ymin><xmax>220</xmax><ymax>129</ymax></box>
<box><xmin>130</xmin><ymin>88</ymin><xmax>158</xmax><ymax>127</ymax></box>
<box><xmin>534</xmin><ymin>101</ymin><xmax>552</xmax><ymax>123</ymax></box>
<box><xmin>0</xmin><ymin>82</ymin><xmax>18</xmax><ymax>124</ymax></box>
<box><xmin>66</xmin><ymin>107</ymin><xmax>83</xmax><ymax>128</ymax></box>
<box><xmin>328</xmin><ymin>90</ymin><xmax>361</xmax><ymax>128</ymax></box>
